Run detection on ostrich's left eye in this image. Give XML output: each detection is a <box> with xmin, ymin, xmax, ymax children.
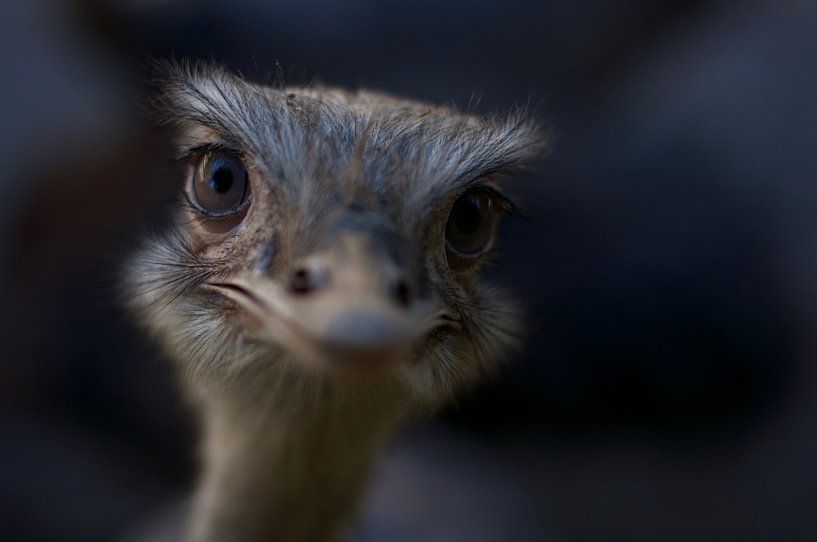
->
<box><xmin>190</xmin><ymin>151</ymin><xmax>249</xmax><ymax>216</ymax></box>
<box><xmin>445</xmin><ymin>188</ymin><xmax>499</xmax><ymax>259</ymax></box>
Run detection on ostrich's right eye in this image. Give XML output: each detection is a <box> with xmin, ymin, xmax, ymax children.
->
<box><xmin>189</xmin><ymin>151</ymin><xmax>250</xmax><ymax>216</ymax></box>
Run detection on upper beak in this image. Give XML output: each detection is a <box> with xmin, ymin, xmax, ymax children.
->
<box><xmin>209</xmin><ymin>234</ymin><xmax>441</xmax><ymax>374</ymax></box>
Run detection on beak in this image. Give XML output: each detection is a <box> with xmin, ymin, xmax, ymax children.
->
<box><xmin>209</xmin><ymin>234</ymin><xmax>441</xmax><ymax>374</ymax></box>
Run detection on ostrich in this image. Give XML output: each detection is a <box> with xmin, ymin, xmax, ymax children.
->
<box><xmin>126</xmin><ymin>61</ymin><xmax>545</xmax><ymax>542</ymax></box>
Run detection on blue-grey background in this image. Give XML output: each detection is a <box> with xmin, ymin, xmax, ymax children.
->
<box><xmin>2</xmin><ymin>1</ymin><xmax>817</xmax><ymax>540</ymax></box>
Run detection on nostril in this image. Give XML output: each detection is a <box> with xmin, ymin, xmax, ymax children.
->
<box><xmin>290</xmin><ymin>268</ymin><xmax>314</xmax><ymax>295</ymax></box>
<box><xmin>392</xmin><ymin>279</ymin><xmax>412</xmax><ymax>307</ymax></box>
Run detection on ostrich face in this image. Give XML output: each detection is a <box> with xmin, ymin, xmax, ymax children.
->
<box><xmin>129</xmin><ymin>63</ymin><xmax>543</xmax><ymax>405</ymax></box>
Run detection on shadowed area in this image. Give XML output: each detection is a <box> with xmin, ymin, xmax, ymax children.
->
<box><xmin>2</xmin><ymin>0</ymin><xmax>817</xmax><ymax>541</ymax></box>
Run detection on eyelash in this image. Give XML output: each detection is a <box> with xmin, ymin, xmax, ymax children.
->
<box><xmin>455</xmin><ymin>181</ymin><xmax>522</xmax><ymax>220</ymax></box>
<box><xmin>477</xmin><ymin>185</ymin><xmax>522</xmax><ymax>217</ymax></box>
<box><xmin>174</xmin><ymin>143</ymin><xmax>245</xmax><ymax>164</ymax></box>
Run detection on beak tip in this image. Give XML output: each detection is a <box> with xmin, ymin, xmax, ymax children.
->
<box><xmin>322</xmin><ymin>310</ymin><xmax>409</xmax><ymax>351</ymax></box>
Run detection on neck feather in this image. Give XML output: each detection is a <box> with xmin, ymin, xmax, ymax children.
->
<box><xmin>186</xmin><ymin>376</ymin><xmax>406</xmax><ymax>542</ymax></box>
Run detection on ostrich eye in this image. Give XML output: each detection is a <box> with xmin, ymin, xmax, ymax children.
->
<box><xmin>190</xmin><ymin>151</ymin><xmax>249</xmax><ymax>215</ymax></box>
<box><xmin>445</xmin><ymin>188</ymin><xmax>498</xmax><ymax>259</ymax></box>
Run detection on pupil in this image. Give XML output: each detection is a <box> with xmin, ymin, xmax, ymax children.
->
<box><xmin>210</xmin><ymin>166</ymin><xmax>234</xmax><ymax>193</ymax></box>
<box><xmin>455</xmin><ymin>198</ymin><xmax>482</xmax><ymax>233</ymax></box>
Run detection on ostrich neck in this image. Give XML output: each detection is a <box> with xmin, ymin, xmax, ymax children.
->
<box><xmin>187</xmin><ymin>384</ymin><xmax>404</xmax><ymax>542</ymax></box>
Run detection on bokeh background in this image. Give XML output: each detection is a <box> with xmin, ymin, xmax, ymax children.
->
<box><xmin>3</xmin><ymin>0</ymin><xmax>817</xmax><ymax>540</ymax></box>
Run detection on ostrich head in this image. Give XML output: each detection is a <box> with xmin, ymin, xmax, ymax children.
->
<box><xmin>128</xmin><ymin>62</ymin><xmax>544</xmax><ymax>411</ymax></box>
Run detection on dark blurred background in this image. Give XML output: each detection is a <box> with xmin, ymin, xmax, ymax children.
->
<box><xmin>3</xmin><ymin>0</ymin><xmax>817</xmax><ymax>540</ymax></box>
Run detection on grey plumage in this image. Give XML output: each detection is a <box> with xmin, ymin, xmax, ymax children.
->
<box><xmin>126</xmin><ymin>60</ymin><xmax>546</xmax><ymax>542</ymax></box>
